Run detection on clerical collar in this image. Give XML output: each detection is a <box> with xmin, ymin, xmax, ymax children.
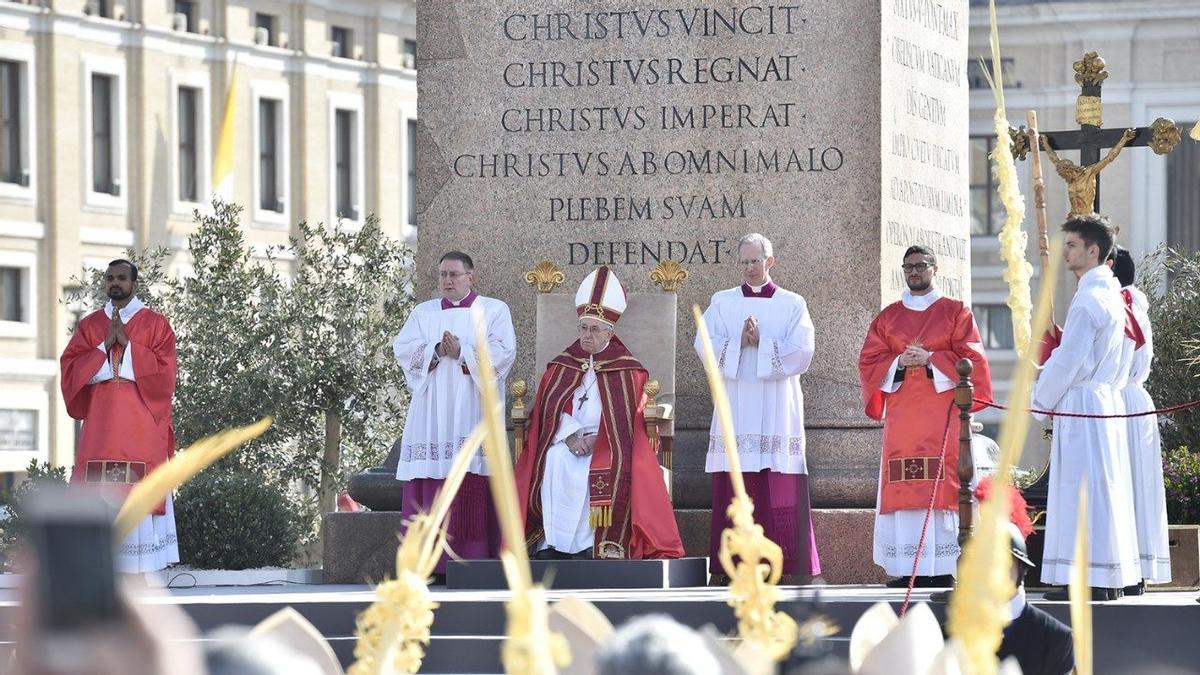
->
<box><xmin>740</xmin><ymin>280</ymin><xmax>778</xmax><ymax>298</ymax></box>
<box><xmin>1007</xmin><ymin>586</ymin><xmax>1027</xmax><ymax>622</ymax></box>
<box><xmin>441</xmin><ymin>291</ymin><xmax>478</xmax><ymax>310</ymax></box>
<box><xmin>105</xmin><ymin>295</ymin><xmax>144</xmax><ymax>322</ymax></box>
<box><xmin>900</xmin><ymin>287</ymin><xmax>942</xmax><ymax>311</ymax></box>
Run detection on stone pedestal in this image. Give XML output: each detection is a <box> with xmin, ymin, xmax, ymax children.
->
<box><xmin>323</xmin><ymin>511</ymin><xmax>404</xmax><ymax>584</ymax></box>
<box><xmin>1167</xmin><ymin>525</ymin><xmax>1200</xmax><ymax>589</ymax></box>
<box><xmin>416</xmin><ymin>1</ymin><xmax>972</xmax><ymax>509</ymax></box>
<box><xmin>676</xmin><ymin>507</ymin><xmax>887</xmax><ymax>585</ymax></box>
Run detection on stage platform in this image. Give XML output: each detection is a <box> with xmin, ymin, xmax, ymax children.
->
<box><xmin>1</xmin><ymin>582</ymin><xmax>1197</xmax><ymax>673</ymax></box>
<box><xmin>446</xmin><ymin>556</ymin><xmax>708</xmax><ymax>589</ymax></box>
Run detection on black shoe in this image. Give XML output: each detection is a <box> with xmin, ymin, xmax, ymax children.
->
<box><xmin>534</xmin><ymin>547</ymin><xmax>569</xmax><ymax>560</ymax></box>
<box><xmin>1044</xmin><ymin>586</ymin><xmax>1118</xmax><ymax>601</ymax></box>
<box><xmin>1123</xmin><ymin>580</ymin><xmax>1146</xmax><ymax>596</ymax></box>
<box><xmin>886</xmin><ymin>577</ymin><xmax>911</xmax><ymax>588</ymax></box>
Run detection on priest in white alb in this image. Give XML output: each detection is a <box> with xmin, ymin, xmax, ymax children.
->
<box><xmin>392</xmin><ymin>251</ymin><xmax>516</xmax><ymax>580</ymax></box>
<box><xmin>696</xmin><ymin>233</ymin><xmax>820</xmax><ymax>580</ymax></box>
<box><xmin>1033</xmin><ymin>215</ymin><xmax>1140</xmax><ymax>601</ymax></box>
<box><xmin>1111</xmin><ymin>247</ymin><xmax>1171</xmax><ymax>593</ymax></box>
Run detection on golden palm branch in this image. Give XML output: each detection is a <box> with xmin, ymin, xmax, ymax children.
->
<box><xmin>980</xmin><ymin>0</ymin><xmax>1034</xmax><ymax>360</ymax></box>
<box><xmin>349</xmin><ymin>425</ymin><xmax>486</xmax><ymax>675</ymax></box>
<box><xmin>469</xmin><ymin>306</ymin><xmax>569</xmax><ymax>674</ymax></box>
<box><xmin>948</xmin><ymin>235</ymin><xmax>1059</xmax><ymax>674</ymax></box>
<box><xmin>693</xmin><ymin>305</ymin><xmax>798</xmax><ymax>662</ymax></box>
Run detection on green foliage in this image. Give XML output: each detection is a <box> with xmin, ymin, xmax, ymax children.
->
<box><xmin>174</xmin><ymin>469</ymin><xmax>305</xmax><ymax>569</ymax></box>
<box><xmin>1162</xmin><ymin>447</ymin><xmax>1200</xmax><ymax>525</ymax></box>
<box><xmin>1137</xmin><ymin>247</ymin><xmax>1200</xmax><ymax>453</ymax></box>
<box><xmin>276</xmin><ymin>216</ymin><xmax>414</xmax><ymax>493</ymax></box>
<box><xmin>0</xmin><ymin>461</ymin><xmax>69</xmax><ymax>568</ymax></box>
<box><xmin>164</xmin><ymin>202</ymin><xmax>296</xmax><ymax>480</ymax></box>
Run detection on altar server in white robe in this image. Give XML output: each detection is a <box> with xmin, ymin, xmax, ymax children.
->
<box><xmin>696</xmin><ymin>233</ymin><xmax>821</xmax><ymax>580</ymax></box>
<box><xmin>1110</xmin><ymin>247</ymin><xmax>1171</xmax><ymax>591</ymax></box>
<box><xmin>392</xmin><ymin>251</ymin><xmax>516</xmax><ymax>577</ymax></box>
<box><xmin>1033</xmin><ymin>215</ymin><xmax>1140</xmax><ymax>600</ymax></box>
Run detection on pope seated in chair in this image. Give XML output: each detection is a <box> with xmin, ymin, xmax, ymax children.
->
<box><xmin>515</xmin><ymin>266</ymin><xmax>685</xmax><ymax>560</ymax></box>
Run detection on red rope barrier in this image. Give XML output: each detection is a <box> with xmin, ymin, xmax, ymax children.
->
<box><xmin>974</xmin><ymin>397</ymin><xmax>1200</xmax><ymax>419</ymax></box>
<box><xmin>900</xmin><ymin>400</ymin><xmax>956</xmax><ymax>618</ymax></box>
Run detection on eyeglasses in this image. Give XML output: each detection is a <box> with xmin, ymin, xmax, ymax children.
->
<box><xmin>578</xmin><ymin>324</ymin><xmax>611</xmax><ymax>335</ymax></box>
<box><xmin>439</xmin><ymin>271</ymin><xmax>470</xmax><ymax>279</ymax></box>
<box><xmin>901</xmin><ymin>263</ymin><xmax>933</xmax><ymax>273</ymax></box>
<box><xmin>737</xmin><ymin>259</ymin><xmax>765</xmax><ymax>268</ymax></box>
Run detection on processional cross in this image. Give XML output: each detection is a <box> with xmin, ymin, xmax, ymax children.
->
<box><xmin>1009</xmin><ymin>51</ymin><xmax>1184</xmax><ymax>215</ymax></box>
<box><xmin>1002</xmin><ymin>51</ymin><xmax>1185</xmax><ymax>511</ymax></box>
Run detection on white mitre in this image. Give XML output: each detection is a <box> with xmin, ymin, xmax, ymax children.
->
<box><xmin>575</xmin><ymin>265</ymin><xmax>628</xmax><ymax>328</ymax></box>
<box><xmin>850</xmin><ymin>602</ymin><xmax>1024</xmax><ymax>675</ymax></box>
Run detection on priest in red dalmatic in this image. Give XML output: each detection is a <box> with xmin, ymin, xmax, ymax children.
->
<box><xmin>858</xmin><ymin>245</ymin><xmax>991</xmax><ymax>587</ymax></box>
<box><xmin>515</xmin><ymin>266</ymin><xmax>683</xmax><ymax>560</ymax></box>
<box><xmin>60</xmin><ymin>259</ymin><xmax>179</xmax><ymax>573</ymax></box>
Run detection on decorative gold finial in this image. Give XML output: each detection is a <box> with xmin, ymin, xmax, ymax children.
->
<box><xmin>523</xmin><ymin>261</ymin><xmax>564</xmax><ymax>293</ymax></box>
<box><xmin>1073</xmin><ymin>51</ymin><xmax>1108</xmax><ymax>87</ymax></box>
<box><xmin>1149</xmin><ymin>117</ymin><xmax>1182</xmax><ymax>155</ymax></box>
<box><xmin>1008</xmin><ymin>126</ymin><xmax>1030</xmax><ymax>161</ymax></box>
<box><xmin>649</xmin><ymin>260</ymin><xmax>688</xmax><ymax>293</ymax></box>
<box><xmin>509</xmin><ymin>379</ymin><xmax>527</xmax><ymax>412</ymax></box>
<box><xmin>643</xmin><ymin>379</ymin><xmax>660</xmax><ymax>404</ymax></box>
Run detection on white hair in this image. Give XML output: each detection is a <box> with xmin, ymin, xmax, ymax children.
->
<box><xmin>737</xmin><ymin>233</ymin><xmax>774</xmax><ymax>259</ymax></box>
<box><xmin>595</xmin><ymin>615</ymin><xmax>720</xmax><ymax>675</ymax></box>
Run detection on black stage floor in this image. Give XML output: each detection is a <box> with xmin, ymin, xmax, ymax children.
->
<box><xmin>3</xmin><ymin>582</ymin><xmax>1197</xmax><ymax>673</ymax></box>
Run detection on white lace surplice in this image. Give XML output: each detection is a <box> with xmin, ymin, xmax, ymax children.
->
<box><xmin>116</xmin><ymin>493</ymin><xmax>180</xmax><ymax>573</ymax></box>
<box><xmin>697</xmin><ymin>285</ymin><xmax>815</xmax><ymax>475</ymax></box>
<box><xmin>392</xmin><ymin>296</ymin><xmax>516</xmax><ymax>480</ymax></box>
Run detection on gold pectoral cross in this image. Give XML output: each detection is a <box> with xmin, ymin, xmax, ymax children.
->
<box><xmin>110</xmin><ymin>346</ymin><xmax>123</xmax><ymax>385</ymax></box>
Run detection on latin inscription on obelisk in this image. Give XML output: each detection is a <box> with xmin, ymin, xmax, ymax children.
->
<box><xmin>417</xmin><ymin>0</ymin><xmax>969</xmax><ymax>507</ymax></box>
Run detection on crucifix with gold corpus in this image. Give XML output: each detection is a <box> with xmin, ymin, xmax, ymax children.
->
<box><xmin>1009</xmin><ymin>51</ymin><xmax>1185</xmax><ymax>215</ymax></box>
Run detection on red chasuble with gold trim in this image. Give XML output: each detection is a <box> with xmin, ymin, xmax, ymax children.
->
<box><xmin>60</xmin><ymin>307</ymin><xmax>177</xmax><ymax>514</ymax></box>
<box><xmin>515</xmin><ymin>336</ymin><xmax>683</xmax><ymax>560</ymax></box>
<box><xmin>858</xmin><ymin>297</ymin><xmax>992</xmax><ymax>514</ymax></box>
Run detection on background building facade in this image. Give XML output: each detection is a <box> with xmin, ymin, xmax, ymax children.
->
<box><xmin>0</xmin><ymin>0</ymin><xmax>417</xmax><ymax>484</ymax></box>
<box><xmin>968</xmin><ymin>0</ymin><xmax>1200</xmax><ymax>471</ymax></box>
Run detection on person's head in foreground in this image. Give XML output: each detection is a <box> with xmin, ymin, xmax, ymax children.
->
<box><xmin>595</xmin><ymin>614</ymin><xmax>721</xmax><ymax>675</ymax></box>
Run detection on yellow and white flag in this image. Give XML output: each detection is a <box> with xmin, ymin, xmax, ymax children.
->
<box><xmin>212</xmin><ymin>62</ymin><xmax>239</xmax><ymax>201</ymax></box>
